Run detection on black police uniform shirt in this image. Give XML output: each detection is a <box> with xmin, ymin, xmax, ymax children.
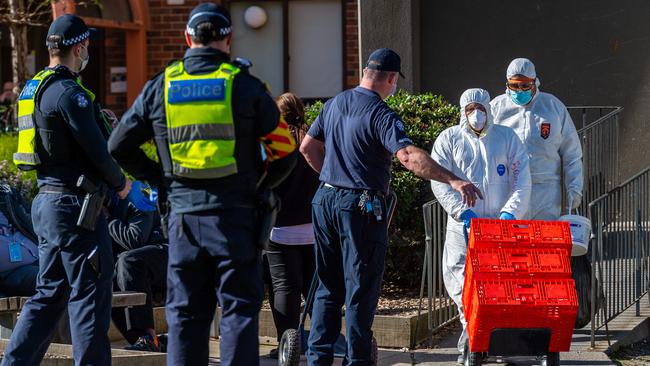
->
<box><xmin>108</xmin><ymin>47</ymin><xmax>280</xmax><ymax>214</ymax></box>
<box><xmin>308</xmin><ymin>86</ymin><xmax>413</xmax><ymax>194</ymax></box>
<box><xmin>34</xmin><ymin>65</ymin><xmax>126</xmax><ymax>192</ymax></box>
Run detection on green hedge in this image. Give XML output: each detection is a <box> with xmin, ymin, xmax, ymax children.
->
<box><xmin>305</xmin><ymin>90</ymin><xmax>459</xmax><ymax>288</ymax></box>
<box><xmin>0</xmin><ymin>133</ymin><xmax>37</xmax><ymax>198</ymax></box>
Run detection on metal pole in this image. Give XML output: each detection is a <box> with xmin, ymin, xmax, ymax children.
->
<box><xmin>636</xmin><ymin>189</ymin><xmax>642</xmax><ymax>316</ymax></box>
<box><xmin>590</xmin><ymin>203</ymin><xmax>599</xmax><ymax>348</ymax></box>
<box><xmin>427</xmin><ymin>218</ymin><xmax>434</xmax><ymax>347</ymax></box>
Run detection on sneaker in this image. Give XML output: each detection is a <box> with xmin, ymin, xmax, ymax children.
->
<box><xmin>269</xmin><ymin>348</ymin><xmax>278</xmax><ymax>359</ymax></box>
<box><xmin>124</xmin><ymin>334</ymin><xmax>165</xmax><ymax>352</ymax></box>
<box><xmin>457</xmin><ymin>354</ymin><xmax>465</xmax><ymax>365</ymax></box>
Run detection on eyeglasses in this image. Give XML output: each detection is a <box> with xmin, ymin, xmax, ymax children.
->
<box><xmin>506</xmin><ymin>81</ymin><xmax>535</xmax><ymax>91</ymax></box>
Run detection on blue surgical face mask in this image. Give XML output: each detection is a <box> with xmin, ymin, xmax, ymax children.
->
<box><xmin>508</xmin><ymin>89</ymin><xmax>533</xmax><ymax>106</ymax></box>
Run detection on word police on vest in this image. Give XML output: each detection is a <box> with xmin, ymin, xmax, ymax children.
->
<box><xmin>19</xmin><ymin>80</ymin><xmax>39</xmax><ymax>100</ymax></box>
<box><xmin>168</xmin><ymin>79</ymin><xmax>226</xmax><ymax>103</ymax></box>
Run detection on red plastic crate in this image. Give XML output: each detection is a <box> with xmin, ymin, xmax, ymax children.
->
<box><xmin>468</xmin><ymin>219</ymin><xmax>572</xmax><ymax>251</ymax></box>
<box><xmin>466</xmin><ymin>247</ymin><xmax>572</xmax><ymax>281</ymax></box>
<box><xmin>462</xmin><ymin>247</ymin><xmax>573</xmax><ymax>316</ymax></box>
<box><xmin>464</xmin><ymin>279</ymin><xmax>578</xmax><ymax>353</ymax></box>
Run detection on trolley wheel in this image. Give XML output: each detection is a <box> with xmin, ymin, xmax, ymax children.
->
<box><xmin>463</xmin><ymin>340</ymin><xmax>482</xmax><ymax>366</ymax></box>
<box><xmin>278</xmin><ymin>329</ymin><xmax>301</xmax><ymax>366</ymax></box>
<box><xmin>371</xmin><ymin>336</ymin><xmax>378</xmax><ymax>366</ymax></box>
<box><xmin>540</xmin><ymin>352</ymin><xmax>560</xmax><ymax>366</ymax></box>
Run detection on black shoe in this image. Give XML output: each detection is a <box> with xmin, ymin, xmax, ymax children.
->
<box><xmin>125</xmin><ymin>334</ymin><xmax>165</xmax><ymax>352</ymax></box>
<box><xmin>269</xmin><ymin>348</ymin><xmax>278</xmax><ymax>359</ymax></box>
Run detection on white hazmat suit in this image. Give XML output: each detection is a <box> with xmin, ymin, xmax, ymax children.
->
<box><xmin>491</xmin><ymin>58</ymin><xmax>583</xmax><ymax>220</ymax></box>
<box><xmin>431</xmin><ymin>88</ymin><xmax>532</xmax><ymax>355</ymax></box>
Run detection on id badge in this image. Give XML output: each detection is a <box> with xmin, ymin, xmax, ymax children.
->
<box><xmin>9</xmin><ymin>242</ymin><xmax>22</xmax><ymax>263</ymax></box>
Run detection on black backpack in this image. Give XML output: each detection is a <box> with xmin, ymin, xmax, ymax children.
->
<box><xmin>0</xmin><ymin>184</ymin><xmax>37</xmax><ymax>243</ymax></box>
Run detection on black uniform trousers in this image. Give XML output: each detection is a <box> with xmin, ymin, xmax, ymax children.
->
<box><xmin>112</xmin><ymin>244</ymin><xmax>168</xmax><ymax>344</ymax></box>
<box><xmin>166</xmin><ymin>207</ymin><xmax>262</xmax><ymax>366</ymax></box>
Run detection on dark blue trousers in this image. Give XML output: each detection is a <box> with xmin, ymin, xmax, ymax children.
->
<box><xmin>307</xmin><ymin>186</ymin><xmax>388</xmax><ymax>366</ymax></box>
<box><xmin>166</xmin><ymin>207</ymin><xmax>262</xmax><ymax>366</ymax></box>
<box><xmin>1</xmin><ymin>192</ymin><xmax>114</xmax><ymax>366</ymax></box>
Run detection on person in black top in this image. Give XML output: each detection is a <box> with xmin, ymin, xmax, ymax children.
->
<box><xmin>266</xmin><ymin>93</ymin><xmax>320</xmax><ymax>358</ymax></box>
<box><xmin>106</xmin><ymin>191</ymin><xmax>169</xmax><ymax>353</ymax></box>
<box><xmin>107</xmin><ymin>3</ymin><xmax>296</xmax><ymax>365</ymax></box>
<box><xmin>1</xmin><ymin>15</ymin><xmax>132</xmax><ymax>366</ymax></box>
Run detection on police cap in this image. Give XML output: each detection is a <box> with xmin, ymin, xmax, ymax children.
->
<box><xmin>46</xmin><ymin>14</ymin><xmax>96</xmax><ymax>49</ymax></box>
<box><xmin>186</xmin><ymin>3</ymin><xmax>232</xmax><ymax>38</ymax></box>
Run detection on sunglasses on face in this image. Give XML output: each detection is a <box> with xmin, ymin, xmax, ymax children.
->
<box><xmin>506</xmin><ymin>81</ymin><xmax>535</xmax><ymax>91</ymax></box>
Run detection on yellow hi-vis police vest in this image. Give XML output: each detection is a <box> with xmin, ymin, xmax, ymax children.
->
<box><xmin>13</xmin><ymin>70</ymin><xmax>95</xmax><ymax>170</ymax></box>
<box><xmin>164</xmin><ymin>61</ymin><xmax>240</xmax><ymax>179</ymax></box>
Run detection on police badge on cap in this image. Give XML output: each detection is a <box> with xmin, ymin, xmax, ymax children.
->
<box><xmin>46</xmin><ymin>14</ymin><xmax>96</xmax><ymax>49</ymax></box>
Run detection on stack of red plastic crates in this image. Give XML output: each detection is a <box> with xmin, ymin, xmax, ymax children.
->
<box><xmin>462</xmin><ymin>219</ymin><xmax>578</xmax><ymax>353</ymax></box>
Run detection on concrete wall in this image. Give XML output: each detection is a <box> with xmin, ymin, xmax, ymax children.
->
<box><xmin>418</xmin><ymin>0</ymin><xmax>650</xmax><ymax>179</ymax></box>
<box><xmin>359</xmin><ymin>0</ymin><xmax>420</xmax><ymax>92</ymax></box>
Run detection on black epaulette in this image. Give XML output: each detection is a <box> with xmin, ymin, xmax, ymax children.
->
<box><xmin>233</xmin><ymin>57</ymin><xmax>253</xmax><ymax>73</ymax></box>
<box><xmin>166</xmin><ymin>59</ymin><xmax>181</xmax><ymax>67</ymax></box>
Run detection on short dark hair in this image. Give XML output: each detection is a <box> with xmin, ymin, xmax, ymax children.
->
<box><xmin>363</xmin><ymin>68</ymin><xmax>394</xmax><ymax>82</ymax></box>
<box><xmin>190</xmin><ymin>22</ymin><xmax>228</xmax><ymax>45</ymax></box>
<box><xmin>46</xmin><ymin>35</ymin><xmax>73</xmax><ymax>58</ymax></box>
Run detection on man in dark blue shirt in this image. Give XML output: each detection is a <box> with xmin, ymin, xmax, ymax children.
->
<box><xmin>300</xmin><ymin>48</ymin><xmax>482</xmax><ymax>365</ymax></box>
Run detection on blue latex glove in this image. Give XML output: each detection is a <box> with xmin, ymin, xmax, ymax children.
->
<box><xmin>499</xmin><ymin>212</ymin><xmax>515</xmax><ymax>220</ymax></box>
<box><xmin>127</xmin><ymin>181</ymin><xmax>157</xmax><ymax>212</ymax></box>
<box><xmin>459</xmin><ymin>209</ymin><xmax>478</xmax><ymax>229</ymax></box>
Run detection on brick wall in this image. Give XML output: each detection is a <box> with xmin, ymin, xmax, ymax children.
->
<box><xmin>344</xmin><ymin>0</ymin><xmax>359</xmax><ymax>89</ymax></box>
<box><xmin>147</xmin><ymin>0</ymin><xmax>212</xmax><ymax>79</ymax></box>
<box><xmin>146</xmin><ymin>0</ymin><xmax>359</xmax><ymax>88</ymax></box>
<box><xmin>103</xmin><ymin>29</ymin><xmax>127</xmax><ymax>116</ymax></box>
<box><xmin>101</xmin><ymin>0</ymin><xmax>358</xmax><ymax>113</ymax></box>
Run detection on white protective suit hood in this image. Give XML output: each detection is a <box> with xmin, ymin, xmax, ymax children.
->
<box><xmin>506</xmin><ymin>57</ymin><xmax>541</xmax><ymax>88</ymax></box>
<box><xmin>459</xmin><ymin>88</ymin><xmax>493</xmax><ymax>135</ymax></box>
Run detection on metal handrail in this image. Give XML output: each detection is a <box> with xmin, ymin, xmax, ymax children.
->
<box><xmin>575</xmin><ymin>107</ymin><xmax>623</xmax><ymax>133</ymax></box>
<box><xmin>587</xmin><ymin>166</ymin><xmax>650</xmax><ymax>347</ymax></box>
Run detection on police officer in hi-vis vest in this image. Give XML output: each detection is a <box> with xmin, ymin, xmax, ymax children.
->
<box><xmin>108</xmin><ymin>3</ymin><xmax>297</xmax><ymax>365</ymax></box>
<box><xmin>3</xmin><ymin>15</ymin><xmax>132</xmax><ymax>366</ymax></box>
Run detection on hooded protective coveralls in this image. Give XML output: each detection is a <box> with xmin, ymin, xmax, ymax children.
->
<box><xmin>491</xmin><ymin>58</ymin><xmax>583</xmax><ymax>219</ymax></box>
<box><xmin>431</xmin><ymin>88</ymin><xmax>531</xmax><ymax>354</ymax></box>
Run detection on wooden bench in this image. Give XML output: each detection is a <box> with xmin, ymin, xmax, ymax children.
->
<box><xmin>0</xmin><ymin>291</ymin><xmax>146</xmax><ymax>343</ymax></box>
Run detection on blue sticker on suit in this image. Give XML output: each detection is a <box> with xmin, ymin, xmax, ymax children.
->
<box><xmin>168</xmin><ymin>79</ymin><xmax>226</xmax><ymax>104</ymax></box>
<box><xmin>497</xmin><ymin>164</ymin><xmax>506</xmax><ymax>176</ymax></box>
<box><xmin>9</xmin><ymin>241</ymin><xmax>22</xmax><ymax>263</ymax></box>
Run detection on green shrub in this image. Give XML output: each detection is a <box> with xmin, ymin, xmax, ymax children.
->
<box><xmin>305</xmin><ymin>90</ymin><xmax>459</xmax><ymax>288</ymax></box>
<box><xmin>0</xmin><ymin>133</ymin><xmax>37</xmax><ymax>199</ymax></box>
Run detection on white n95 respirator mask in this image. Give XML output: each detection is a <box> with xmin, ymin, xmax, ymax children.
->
<box><xmin>468</xmin><ymin>109</ymin><xmax>487</xmax><ymax>131</ymax></box>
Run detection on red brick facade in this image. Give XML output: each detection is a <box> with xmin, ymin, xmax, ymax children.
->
<box><xmin>101</xmin><ymin>0</ymin><xmax>358</xmax><ymax>115</ymax></box>
<box><xmin>103</xmin><ymin>29</ymin><xmax>127</xmax><ymax>116</ymax></box>
<box><xmin>344</xmin><ymin>0</ymin><xmax>360</xmax><ymax>89</ymax></box>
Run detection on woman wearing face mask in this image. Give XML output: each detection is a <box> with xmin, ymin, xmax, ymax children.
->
<box><xmin>429</xmin><ymin>88</ymin><xmax>531</xmax><ymax>365</ymax></box>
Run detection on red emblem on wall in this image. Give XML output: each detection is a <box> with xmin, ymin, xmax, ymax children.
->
<box><xmin>540</xmin><ymin>122</ymin><xmax>551</xmax><ymax>139</ymax></box>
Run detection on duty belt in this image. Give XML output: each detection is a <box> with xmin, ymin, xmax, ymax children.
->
<box><xmin>322</xmin><ymin>182</ymin><xmax>386</xmax><ymax>197</ymax></box>
<box><xmin>39</xmin><ymin>185</ymin><xmax>84</xmax><ymax>195</ymax></box>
